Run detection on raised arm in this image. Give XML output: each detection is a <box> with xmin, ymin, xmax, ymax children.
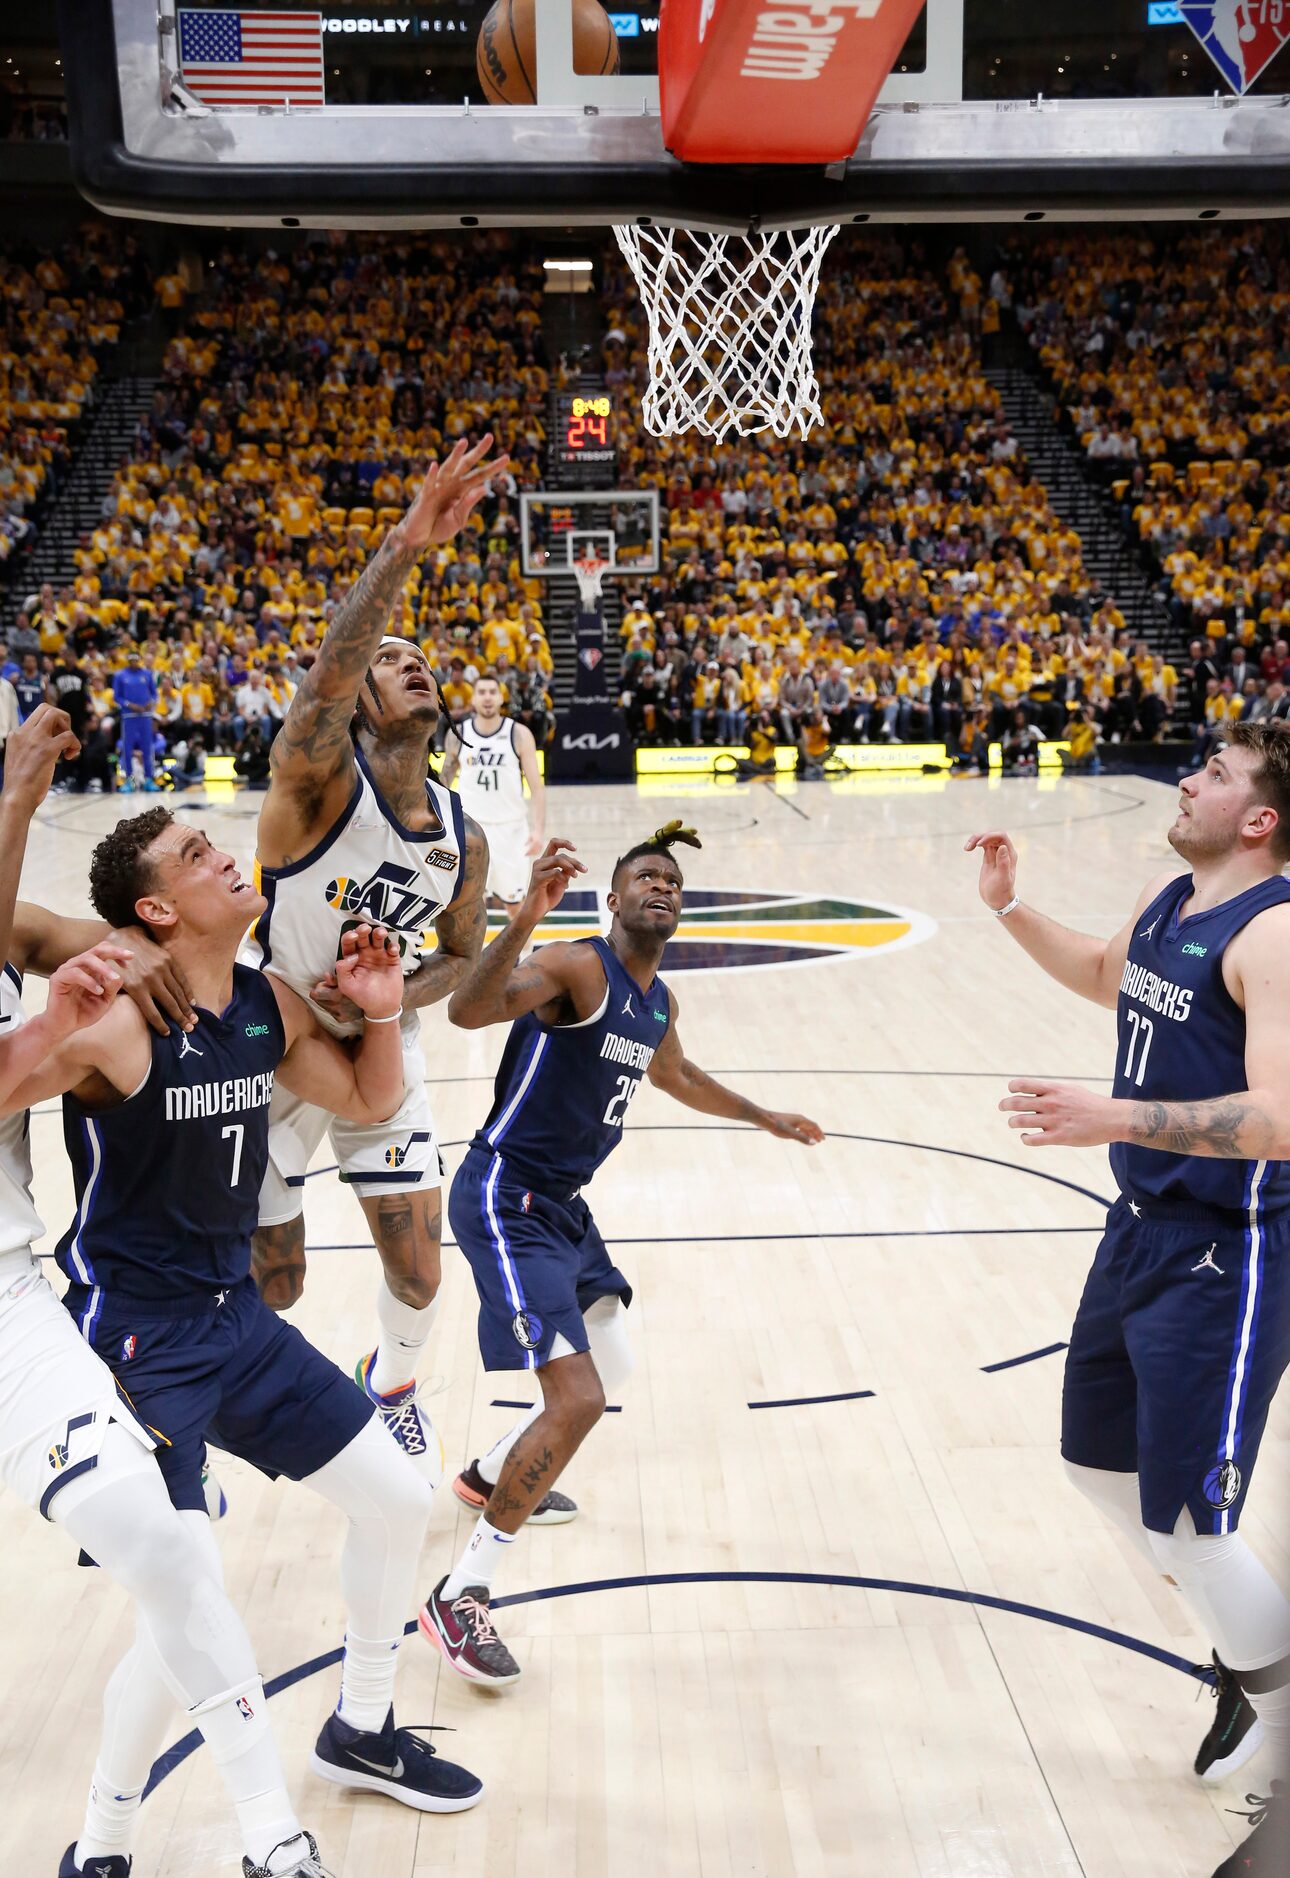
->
<box><xmin>260</xmin><ymin>437</ymin><xmax>507</xmax><ymax>858</ymax></box>
<box><xmin>0</xmin><ymin>704</ymin><xmax>80</xmax><ymax>968</ymax></box>
<box><xmin>965</xmin><ymin>829</ymin><xmax>1174</xmax><ymax>1009</ymax></box>
<box><xmin>514</xmin><ymin>721</ymin><xmax>546</xmax><ymax>854</ymax></box>
<box><xmin>647</xmin><ymin>988</ymin><xmax>823</xmax><ymax>1144</ymax></box>
<box><xmin>447</xmin><ymin>839</ymin><xmax>604</xmax><ymax>1029</ymax></box>
<box><xmin>272</xmin><ymin>922</ymin><xmax>405</xmax><ymax>1123</ymax></box>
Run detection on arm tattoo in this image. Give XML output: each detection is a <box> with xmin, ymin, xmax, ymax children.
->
<box><xmin>273</xmin><ymin>528</ymin><xmax>420</xmax><ymax>783</ymax></box>
<box><xmin>1125</xmin><ymin>1094</ymin><xmax>1276</xmax><ymax>1160</ymax></box>
<box><xmin>402</xmin><ymin>819</ymin><xmax>488</xmax><ymax>1010</ymax></box>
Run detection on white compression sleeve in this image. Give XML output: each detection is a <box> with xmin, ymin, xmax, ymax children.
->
<box><xmin>303</xmin><ymin>1416</ymin><xmax>434</xmax><ymax>1732</ymax></box>
<box><xmin>1062</xmin><ymin>1459</ymin><xmax>1158</xmax><ymax>1566</ymax></box>
<box><xmin>56</xmin><ymin>1448</ymin><xmax>300</xmax><ymax>1867</ymax></box>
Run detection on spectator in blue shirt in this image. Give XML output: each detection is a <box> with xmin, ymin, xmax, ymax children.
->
<box><xmin>112</xmin><ymin>647</ymin><xmax>160</xmax><ymax>791</ymax></box>
<box><xmin>14</xmin><ymin>653</ymin><xmax>48</xmax><ymax>722</ymax></box>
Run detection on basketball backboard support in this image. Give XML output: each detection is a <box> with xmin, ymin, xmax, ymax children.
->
<box><xmin>520</xmin><ymin>491</ymin><xmax>660</xmax><ymax>580</ymax></box>
<box><xmin>60</xmin><ymin>0</ymin><xmax>1290</xmax><ymax>229</ymax></box>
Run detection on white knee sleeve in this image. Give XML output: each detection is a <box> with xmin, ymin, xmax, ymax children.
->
<box><xmin>1147</xmin><ymin>1512</ymin><xmax>1290</xmax><ymax>1675</ymax></box>
<box><xmin>1062</xmin><ymin>1460</ymin><xmax>1157</xmax><ymax>1565</ymax></box>
<box><xmin>584</xmin><ymin>1295</ymin><xmax>634</xmax><ymax>1401</ymax></box>
<box><xmin>305</xmin><ymin>1416</ymin><xmax>433</xmax><ymax>1644</ymax></box>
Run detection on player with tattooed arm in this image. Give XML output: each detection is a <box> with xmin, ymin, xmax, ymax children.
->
<box><xmin>967</xmin><ymin>721</ymin><xmax>1290</xmax><ymax>1874</ymax></box>
<box><xmin>244</xmin><ymin>437</ymin><xmax>505</xmax><ymax>1481</ymax></box>
<box><xmin>419</xmin><ymin>822</ymin><xmax>824</xmax><ymax>1684</ymax></box>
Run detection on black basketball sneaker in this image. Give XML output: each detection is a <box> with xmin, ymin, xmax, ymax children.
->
<box><xmin>1196</xmin><ymin>1654</ymin><xmax>1264</xmax><ymax>1784</ymax></box>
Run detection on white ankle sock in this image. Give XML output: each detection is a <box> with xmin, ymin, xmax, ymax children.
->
<box><xmin>443</xmin><ymin>1516</ymin><xmax>517</xmax><ymax>1602</ymax></box>
<box><xmin>75</xmin><ymin>1770</ymin><xmax>143</xmax><ymax>1861</ymax></box>
<box><xmin>1244</xmin><ymin>1670</ymin><xmax>1290</xmax><ymax>1769</ymax></box>
<box><xmin>371</xmin><ymin>1283</ymin><xmax>437</xmax><ymax>1397</ymax></box>
<box><xmin>337</xmin><ymin>1630</ymin><xmax>401</xmax><ymax>1735</ymax></box>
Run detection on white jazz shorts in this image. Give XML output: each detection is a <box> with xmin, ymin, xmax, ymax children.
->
<box><xmin>258</xmin><ymin>1032</ymin><xmax>442</xmax><ymax>1225</ymax></box>
<box><xmin>0</xmin><ymin>1253</ymin><xmax>154</xmax><ymax>1518</ymax></box>
<box><xmin>480</xmin><ymin>818</ymin><xmax>530</xmax><ymax>906</ymax></box>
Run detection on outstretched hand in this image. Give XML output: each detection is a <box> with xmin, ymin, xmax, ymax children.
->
<box><xmin>761</xmin><ymin>1110</ymin><xmax>825</xmax><ymax>1146</ymax></box>
<box><xmin>963</xmin><ymin>830</ymin><xmax>1018</xmax><ymax>912</ymax></box>
<box><xmin>335</xmin><ymin>922</ymin><xmax>404</xmax><ymax>1020</ymax></box>
<box><xmin>520</xmin><ymin>838</ymin><xmax>586</xmax><ymax>925</ymax></box>
<box><xmin>0</xmin><ymin>704</ymin><xmax>80</xmax><ymax>813</ymax></box>
<box><xmin>400</xmin><ymin>436</ymin><xmax>510</xmax><ymax>551</ymax></box>
<box><xmin>999</xmin><ymin>1079</ymin><xmax>1118</xmax><ymax>1147</ymax></box>
<box><xmin>43</xmin><ymin>942</ymin><xmax>132</xmax><ymax>1040</ymax></box>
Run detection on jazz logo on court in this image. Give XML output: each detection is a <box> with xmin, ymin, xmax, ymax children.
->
<box><xmin>484</xmin><ymin>888</ymin><xmax>935</xmax><ymax>973</ymax></box>
<box><xmin>1179</xmin><ymin>2</ymin><xmax>1290</xmax><ymax>93</ymax></box>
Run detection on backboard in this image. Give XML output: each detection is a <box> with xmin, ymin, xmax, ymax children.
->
<box><xmin>60</xmin><ymin>0</ymin><xmax>1290</xmax><ymax>229</ymax></box>
<box><xmin>519</xmin><ymin>491</ymin><xmax>661</xmax><ymax>580</ymax></box>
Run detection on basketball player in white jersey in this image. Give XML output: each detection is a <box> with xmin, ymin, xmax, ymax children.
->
<box><xmin>247</xmin><ymin>437</ymin><xmax>503</xmax><ymax>1478</ymax></box>
<box><xmin>0</xmin><ymin>707</ymin><xmax>331</xmax><ymax>1878</ymax></box>
<box><xmin>441</xmin><ymin>673</ymin><xmax>545</xmax><ymax>919</ymax></box>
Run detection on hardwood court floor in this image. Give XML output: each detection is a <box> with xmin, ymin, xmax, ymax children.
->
<box><xmin>3</xmin><ymin>768</ymin><xmax>1286</xmax><ymax>1877</ymax></box>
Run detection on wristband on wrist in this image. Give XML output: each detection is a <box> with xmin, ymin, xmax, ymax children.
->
<box><xmin>365</xmin><ymin>1008</ymin><xmax>404</xmax><ymax>1024</ymax></box>
<box><xmin>993</xmin><ymin>896</ymin><xmax>1021</xmax><ymax>919</ymax></box>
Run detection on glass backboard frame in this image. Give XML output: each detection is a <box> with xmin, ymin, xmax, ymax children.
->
<box><xmin>60</xmin><ymin>0</ymin><xmax>1290</xmax><ymax>229</ymax></box>
<box><xmin>519</xmin><ymin>491</ymin><xmax>661</xmax><ymax>580</ymax></box>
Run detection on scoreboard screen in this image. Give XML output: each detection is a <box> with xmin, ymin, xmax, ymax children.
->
<box><xmin>556</xmin><ymin>394</ymin><xmax>616</xmax><ymax>468</ymax></box>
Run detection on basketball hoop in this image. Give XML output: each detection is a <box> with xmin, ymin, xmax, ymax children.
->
<box><xmin>612</xmin><ymin>223</ymin><xmax>838</xmax><ymax>441</ymax></box>
<box><xmin>572</xmin><ymin>554</ymin><xmax>608</xmax><ymax>607</ymax></box>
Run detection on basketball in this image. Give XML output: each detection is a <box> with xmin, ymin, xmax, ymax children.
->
<box><xmin>476</xmin><ymin>0</ymin><xmax>620</xmax><ymax>106</ymax></box>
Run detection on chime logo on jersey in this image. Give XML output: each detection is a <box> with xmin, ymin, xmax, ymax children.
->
<box><xmin>484</xmin><ymin>888</ymin><xmax>935</xmax><ymax>973</ymax></box>
<box><xmin>1179</xmin><ymin>2</ymin><xmax>1290</xmax><ymax>93</ymax></box>
<box><xmin>325</xmin><ymin>860</ymin><xmax>449</xmax><ymax>933</ymax></box>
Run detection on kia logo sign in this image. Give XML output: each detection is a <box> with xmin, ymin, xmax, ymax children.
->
<box><xmin>562</xmin><ymin>732</ymin><xmax>622</xmax><ymax>751</ymax></box>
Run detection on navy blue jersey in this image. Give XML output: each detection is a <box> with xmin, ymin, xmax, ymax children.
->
<box><xmin>1109</xmin><ymin>873</ymin><xmax>1290</xmax><ymax>1211</ymax></box>
<box><xmin>57</xmin><ymin>965</ymin><xmax>285</xmax><ymax>1306</ymax></box>
<box><xmin>471</xmin><ymin>937</ymin><xmax>671</xmax><ymax>1196</ymax></box>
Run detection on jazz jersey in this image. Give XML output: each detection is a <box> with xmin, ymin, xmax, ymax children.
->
<box><xmin>56</xmin><ymin>966</ymin><xmax>285</xmax><ymax>1309</ymax></box>
<box><xmin>453</xmin><ymin>716</ymin><xmax>526</xmax><ymax>826</ymax></box>
<box><xmin>1110</xmin><ymin>873</ymin><xmax>1290</xmax><ymax>1212</ymax></box>
<box><xmin>0</xmin><ymin>964</ymin><xmax>43</xmax><ymax>1258</ymax></box>
<box><xmin>243</xmin><ymin>746</ymin><xmax>465</xmax><ymax>1039</ymax></box>
<box><xmin>471</xmin><ymin>936</ymin><xmax>671</xmax><ymax>1196</ymax></box>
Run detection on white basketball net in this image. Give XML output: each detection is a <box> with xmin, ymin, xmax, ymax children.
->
<box><xmin>613</xmin><ymin>223</ymin><xmax>839</xmax><ymax>441</ymax></box>
<box><xmin>572</xmin><ymin>555</ymin><xmax>608</xmax><ymax>605</ymax></box>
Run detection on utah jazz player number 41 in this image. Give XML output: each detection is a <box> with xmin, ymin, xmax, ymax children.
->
<box><xmin>420</xmin><ymin>824</ymin><xmax>824</xmax><ymax>1686</ymax></box>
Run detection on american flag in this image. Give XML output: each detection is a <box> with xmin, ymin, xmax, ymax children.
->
<box><xmin>177</xmin><ymin>10</ymin><xmax>325</xmax><ymax>108</ymax></box>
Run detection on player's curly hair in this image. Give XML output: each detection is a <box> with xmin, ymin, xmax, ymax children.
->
<box><xmin>88</xmin><ymin>807</ymin><xmax>174</xmax><ymax>931</ymax></box>
<box><xmin>1224</xmin><ymin>721</ymin><xmax>1290</xmax><ymax>860</ymax></box>
<box><xmin>611</xmin><ymin>820</ymin><xmax>701</xmax><ymax>889</ymax></box>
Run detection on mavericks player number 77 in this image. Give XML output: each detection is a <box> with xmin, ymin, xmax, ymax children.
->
<box><xmin>968</xmin><ymin>720</ymin><xmax>1290</xmax><ymax>1877</ymax></box>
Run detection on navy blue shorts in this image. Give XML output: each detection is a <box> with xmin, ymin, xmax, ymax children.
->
<box><xmin>65</xmin><ymin>1275</ymin><xmax>373</xmax><ymax>1514</ymax></box>
<box><xmin>1061</xmin><ymin>1195</ymin><xmax>1290</xmax><ymax>1535</ymax></box>
<box><xmin>449</xmin><ymin>1147</ymin><xmax>632</xmax><ymax>1372</ymax></box>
